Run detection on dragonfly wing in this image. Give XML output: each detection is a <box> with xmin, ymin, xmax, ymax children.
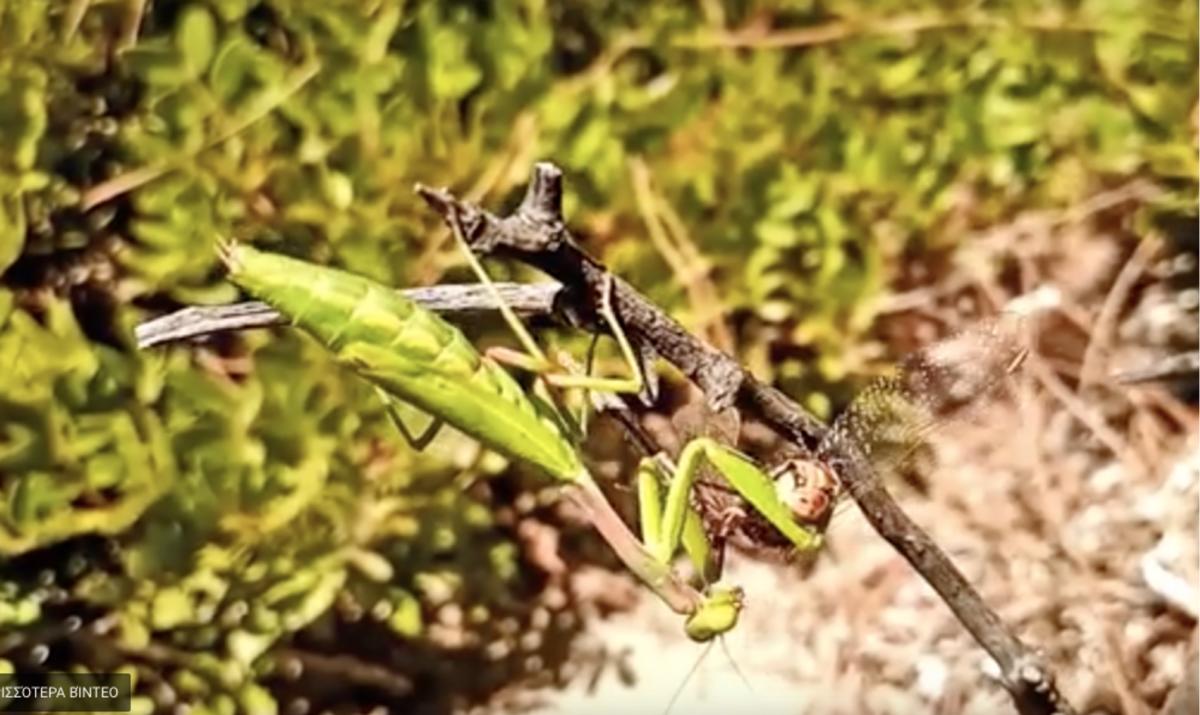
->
<box><xmin>817</xmin><ymin>313</ymin><xmax>1030</xmax><ymax>479</ymax></box>
<box><xmin>671</xmin><ymin>399</ymin><xmax>741</xmax><ymax>447</ymax></box>
<box><xmin>669</xmin><ymin>398</ymin><xmax>741</xmax><ymax>489</ymax></box>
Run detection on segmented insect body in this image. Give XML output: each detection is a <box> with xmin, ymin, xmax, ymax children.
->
<box><xmin>219</xmin><ymin>243</ymin><xmax>584</xmax><ymax>482</ymax></box>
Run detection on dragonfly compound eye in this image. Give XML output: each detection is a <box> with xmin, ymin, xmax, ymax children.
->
<box><xmin>789</xmin><ymin>489</ymin><xmax>831</xmax><ymax>523</ymax></box>
<box><xmin>775</xmin><ymin>460</ymin><xmax>838</xmax><ymax>524</ymax></box>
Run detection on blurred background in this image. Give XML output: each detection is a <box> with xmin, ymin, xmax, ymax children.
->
<box><xmin>0</xmin><ymin>1</ymin><xmax>1196</xmax><ymax>714</ymax></box>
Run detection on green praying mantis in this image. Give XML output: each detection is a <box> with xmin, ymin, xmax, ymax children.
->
<box><xmin>212</xmin><ymin>211</ymin><xmax>834</xmax><ymax>643</ymax></box>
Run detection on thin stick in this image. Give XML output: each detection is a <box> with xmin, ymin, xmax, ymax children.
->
<box><xmin>1078</xmin><ymin>236</ymin><xmax>1161</xmax><ymax>387</ymax></box>
<box><xmin>1030</xmin><ymin>354</ymin><xmax>1147</xmax><ymax>476</ymax></box>
<box><xmin>134</xmin><ymin>282</ymin><xmax>562</xmax><ymax>348</ymax></box>
<box><xmin>1112</xmin><ymin>351</ymin><xmax>1200</xmax><ymax>385</ymax></box>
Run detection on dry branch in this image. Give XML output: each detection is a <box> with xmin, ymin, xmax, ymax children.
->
<box><xmin>414</xmin><ymin>162</ymin><xmax>1078</xmax><ymax>715</ymax></box>
<box><xmin>135</xmin><ymin>283</ymin><xmax>562</xmax><ymax>349</ymax></box>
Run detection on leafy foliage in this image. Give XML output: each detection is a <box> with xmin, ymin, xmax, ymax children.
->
<box><xmin>0</xmin><ymin>0</ymin><xmax>1195</xmax><ymax>711</ymax></box>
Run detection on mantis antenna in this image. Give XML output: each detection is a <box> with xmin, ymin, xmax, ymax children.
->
<box><xmin>662</xmin><ymin>593</ymin><xmax>755</xmax><ymax>715</ymax></box>
<box><xmin>663</xmin><ymin>640</ymin><xmax>714</xmax><ymax>715</ymax></box>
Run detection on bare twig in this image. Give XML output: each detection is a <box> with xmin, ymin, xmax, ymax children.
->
<box><xmin>1030</xmin><ymin>354</ymin><xmax>1148</xmax><ymax>476</ymax></box>
<box><xmin>414</xmin><ymin>162</ymin><xmax>1077</xmax><ymax>715</ymax></box>
<box><xmin>628</xmin><ymin>156</ymin><xmax>735</xmax><ymax>353</ymax></box>
<box><xmin>1112</xmin><ymin>351</ymin><xmax>1200</xmax><ymax>385</ymax></box>
<box><xmin>1159</xmin><ymin>629</ymin><xmax>1199</xmax><ymax>715</ymax></box>
<box><xmin>134</xmin><ymin>282</ymin><xmax>563</xmax><ymax>348</ymax></box>
<box><xmin>274</xmin><ymin>648</ymin><xmax>413</xmax><ymax>697</ymax></box>
<box><xmin>1078</xmin><ymin>236</ymin><xmax>1161</xmax><ymax>387</ymax></box>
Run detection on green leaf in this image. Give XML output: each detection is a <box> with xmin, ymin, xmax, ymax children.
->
<box><xmin>208</xmin><ymin>37</ymin><xmax>257</xmax><ymax>103</ymax></box>
<box><xmin>150</xmin><ymin>587</ymin><xmax>194</xmax><ymax>630</ymax></box>
<box><xmin>235</xmin><ymin>683</ymin><xmax>277</xmax><ymax>715</ymax></box>
<box><xmin>321</xmin><ymin>170</ymin><xmax>354</xmax><ymax>210</ymax></box>
<box><xmin>983</xmin><ymin>92</ymin><xmax>1043</xmax><ymax>148</ymax></box>
<box><xmin>227</xmin><ymin>630</ymin><xmax>276</xmax><ymax>668</ymax></box>
<box><xmin>122</xmin><ymin>40</ymin><xmax>189</xmax><ymax>88</ymax></box>
<box><xmin>0</xmin><ymin>196</ymin><xmax>26</xmax><ymax>274</ymax></box>
<box><xmin>387</xmin><ymin>589</ymin><xmax>423</xmax><ymax>637</ymax></box>
<box><xmin>176</xmin><ymin>6</ymin><xmax>218</xmax><ymax>77</ymax></box>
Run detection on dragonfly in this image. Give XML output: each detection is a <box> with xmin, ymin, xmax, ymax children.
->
<box><xmin>654</xmin><ymin>312</ymin><xmax>1030</xmax><ymax>582</ymax></box>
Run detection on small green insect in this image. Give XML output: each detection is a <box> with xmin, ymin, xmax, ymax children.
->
<box><xmin>215</xmin><ymin>210</ymin><xmax>829</xmax><ymax>640</ymax></box>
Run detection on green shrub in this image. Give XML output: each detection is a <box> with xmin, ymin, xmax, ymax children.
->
<box><xmin>1</xmin><ymin>0</ymin><xmax>1195</xmax><ymax>710</ymax></box>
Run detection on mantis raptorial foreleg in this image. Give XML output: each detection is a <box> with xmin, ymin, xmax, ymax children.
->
<box><xmin>637</xmin><ymin>439</ymin><xmax>826</xmax><ymax>571</ymax></box>
<box><xmin>638</xmin><ymin>459</ymin><xmax>720</xmax><ymax>584</ymax></box>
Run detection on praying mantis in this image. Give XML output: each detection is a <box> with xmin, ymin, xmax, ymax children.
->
<box><xmin>212</xmin><ymin>211</ymin><xmax>832</xmax><ymax>643</ymax></box>
<box><xmin>211</xmin><ymin>192</ymin><xmax>1030</xmax><ymax>644</ymax></box>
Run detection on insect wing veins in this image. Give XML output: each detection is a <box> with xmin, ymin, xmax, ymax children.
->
<box><xmin>816</xmin><ymin>314</ymin><xmax>1030</xmax><ymax>493</ymax></box>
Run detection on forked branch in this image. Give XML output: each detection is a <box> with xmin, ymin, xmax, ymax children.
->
<box><xmin>415</xmin><ymin>162</ymin><xmax>1077</xmax><ymax>715</ymax></box>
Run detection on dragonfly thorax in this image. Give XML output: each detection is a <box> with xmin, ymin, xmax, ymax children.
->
<box><xmin>772</xmin><ymin>459</ymin><xmax>840</xmax><ymax>527</ymax></box>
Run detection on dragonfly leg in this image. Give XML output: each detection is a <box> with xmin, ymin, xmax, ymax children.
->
<box><xmin>703</xmin><ymin>505</ymin><xmax>748</xmax><ymax>579</ymax></box>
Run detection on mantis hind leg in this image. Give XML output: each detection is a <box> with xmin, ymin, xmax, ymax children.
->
<box><xmin>375</xmin><ymin>387</ymin><xmax>444</xmax><ymax>450</ymax></box>
<box><xmin>543</xmin><ymin>273</ymin><xmax>644</xmax><ymax>395</ymax></box>
<box><xmin>444</xmin><ymin>205</ymin><xmax>644</xmax><ymax>398</ymax></box>
<box><xmin>445</xmin><ymin>206</ymin><xmax>551</xmax><ymax>369</ymax></box>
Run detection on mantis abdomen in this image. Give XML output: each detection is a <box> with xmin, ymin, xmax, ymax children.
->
<box><xmin>220</xmin><ymin>243</ymin><xmax>584</xmax><ymax>482</ymax></box>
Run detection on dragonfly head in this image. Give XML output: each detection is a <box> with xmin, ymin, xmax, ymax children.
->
<box><xmin>774</xmin><ymin>459</ymin><xmax>840</xmax><ymax>528</ymax></box>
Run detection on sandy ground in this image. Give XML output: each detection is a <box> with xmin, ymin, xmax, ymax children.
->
<box><xmin>488</xmin><ymin>202</ymin><xmax>1199</xmax><ymax>715</ymax></box>
<box><xmin>536</xmin><ymin>398</ymin><xmax>1198</xmax><ymax>715</ymax></box>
